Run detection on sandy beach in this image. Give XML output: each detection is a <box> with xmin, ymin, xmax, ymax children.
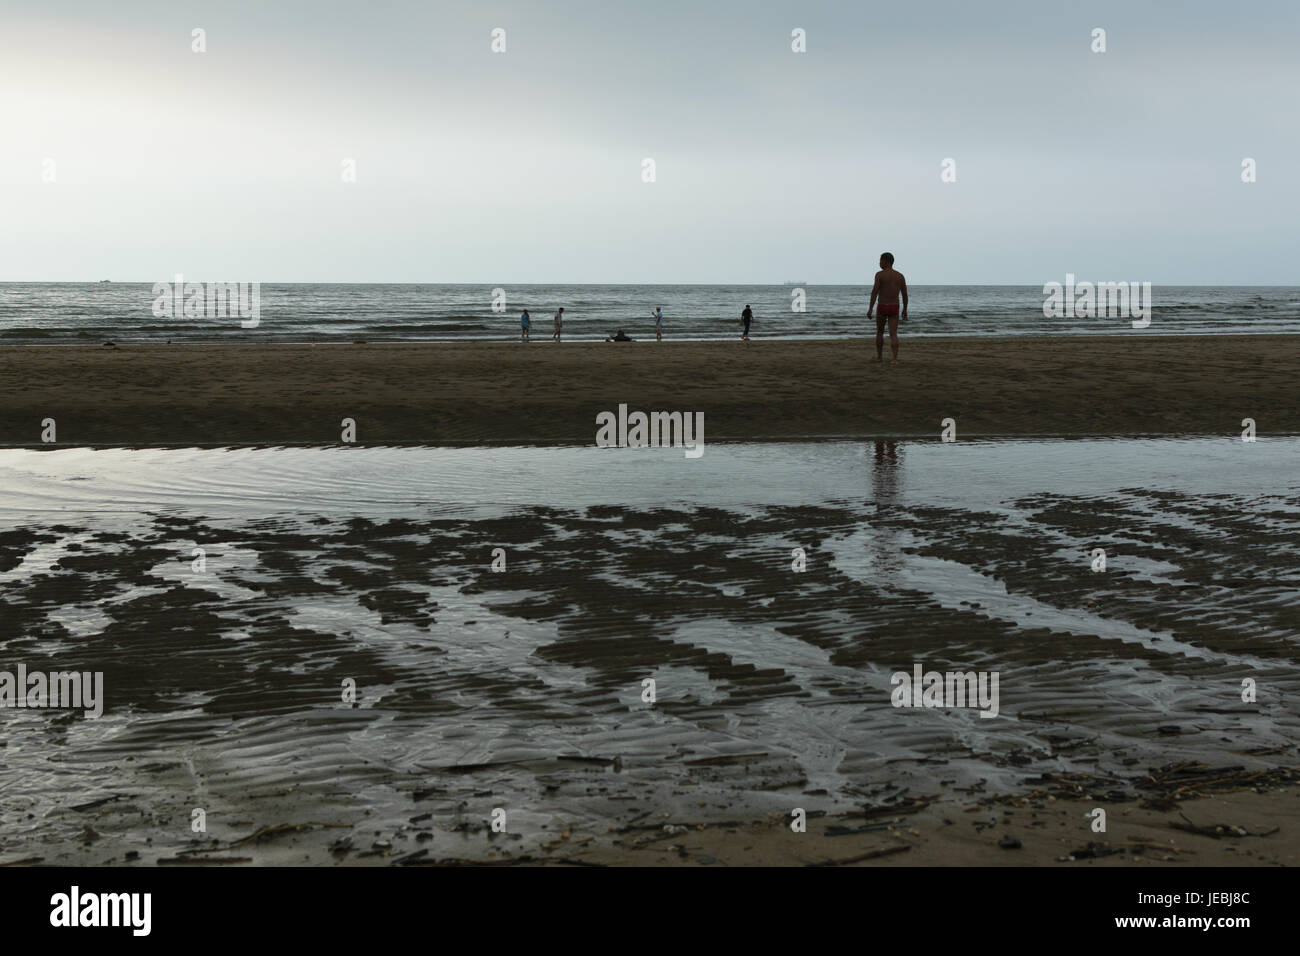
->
<box><xmin>0</xmin><ymin>335</ymin><xmax>1296</xmax><ymax>445</ymax></box>
<box><xmin>2</xmin><ymin>341</ymin><xmax>1297</xmax><ymax>869</ymax></box>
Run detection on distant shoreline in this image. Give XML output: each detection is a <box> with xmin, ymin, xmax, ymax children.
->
<box><xmin>5</xmin><ymin>283</ymin><xmax>1298</xmax><ymax>342</ymax></box>
<box><xmin>0</xmin><ymin>335</ymin><xmax>1295</xmax><ymax>445</ymax></box>
<box><xmin>4</xmin><ymin>328</ymin><xmax>1300</xmax><ymax>347</ymax></box>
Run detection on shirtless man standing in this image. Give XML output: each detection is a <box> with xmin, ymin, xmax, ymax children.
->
<box><xmin>867</xmin><ymin>252</ymin><xmax>908</xmax><ymax>364</ymax></box>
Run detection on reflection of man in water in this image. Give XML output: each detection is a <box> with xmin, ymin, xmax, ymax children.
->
<box><xmin>869</xmin><ymin>440</ymin><xmax>904</xmax><ymax>576</ymax></box>
<box><xmin>873</xmin><ymin>440</ymin><xmax>900</xmax><ymax>498</ymax></box>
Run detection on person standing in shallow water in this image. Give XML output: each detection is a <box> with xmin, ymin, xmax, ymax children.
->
<box><xmin>868</xmin><ymin>252</ymin><xmax>908</xmax><ymax>364</ymax></box>
<box><xmin>553</xmin><ymin>307</ymin><xmax>564</xmax><ymax>342</ymax></box>
<box><xmin>740</xmin><ymin>304</ymin><xmax>753</xmax><ymax>341</ymax></box>
<box><xmin>520</xmin><ymin>309</ymin><xmax>531</xmax><ymax>342</ymax></box>
<box><xmin>652</xmin><ymin>306</ymin><xmax>664</xmax><ymax>342</ymax></box>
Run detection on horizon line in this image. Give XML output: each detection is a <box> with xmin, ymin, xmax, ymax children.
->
<box><xmin>3</xmin><ymin>281</ymin><xmax>1299</xmax><ymax>288</ymax></box>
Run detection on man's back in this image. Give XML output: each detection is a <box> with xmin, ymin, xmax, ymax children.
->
<box><xmin>875</xmin><ymin>267</ymin><xmax>906</xmax><ymax>304</ymax></box>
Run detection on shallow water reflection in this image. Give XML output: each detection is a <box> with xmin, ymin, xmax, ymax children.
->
<box><xmin>1</xmin><ymin>438</ymin><xmax>1297</xmax><ymax>862</ymax></box>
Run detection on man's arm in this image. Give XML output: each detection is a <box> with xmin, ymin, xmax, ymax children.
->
<box><xmin>900</xmin><ymin>275</ymin><xmax>908</xmax><ymax>319</ymax></box>
<box><xmin>868</xmin><ymin>274</ymin><xmax>880</xmax><ymax>315</ymax></box>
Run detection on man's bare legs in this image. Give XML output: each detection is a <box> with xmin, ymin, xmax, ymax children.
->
<box><xmin>874</xmin><ymin>315</ymin><xmax>899</xmax><ymax>363</ymax></box>
<box><xmin>878</xmin><ymin>316</ymin><xmax>899</xmax><ymax>361</ymax></box>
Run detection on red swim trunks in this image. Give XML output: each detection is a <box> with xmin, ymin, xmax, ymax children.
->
<box><xmin>877</xmin><ymin>303</ymin><xmax>900</xmax><ymax>318</ymax></box>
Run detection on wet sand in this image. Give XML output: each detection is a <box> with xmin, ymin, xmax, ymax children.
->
<box><xmin>2</xmin><ymin>453</ymin><xmax>1297</xmax><ymax>867</ymax></box>
<box><xmin>0</xmin><ymin>335</ymin><xmax>1296</xmax><ymax>444</ymax></box>
<box><xmin>14</xmin><ymin>762</ymin><xmax>1299</xmax><ymax>867</ymax></box>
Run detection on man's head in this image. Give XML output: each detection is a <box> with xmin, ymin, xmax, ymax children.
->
<box><xmin>880</xmin><ymin>252</ymin><xmax>894</xmax><ymax>268</ymax></box>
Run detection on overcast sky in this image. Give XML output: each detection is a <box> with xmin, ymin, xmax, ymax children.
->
<box><xmin>1</xmin><ymin>0</ymin><xmax>1297</xmax><ymax>283</ymax></box>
